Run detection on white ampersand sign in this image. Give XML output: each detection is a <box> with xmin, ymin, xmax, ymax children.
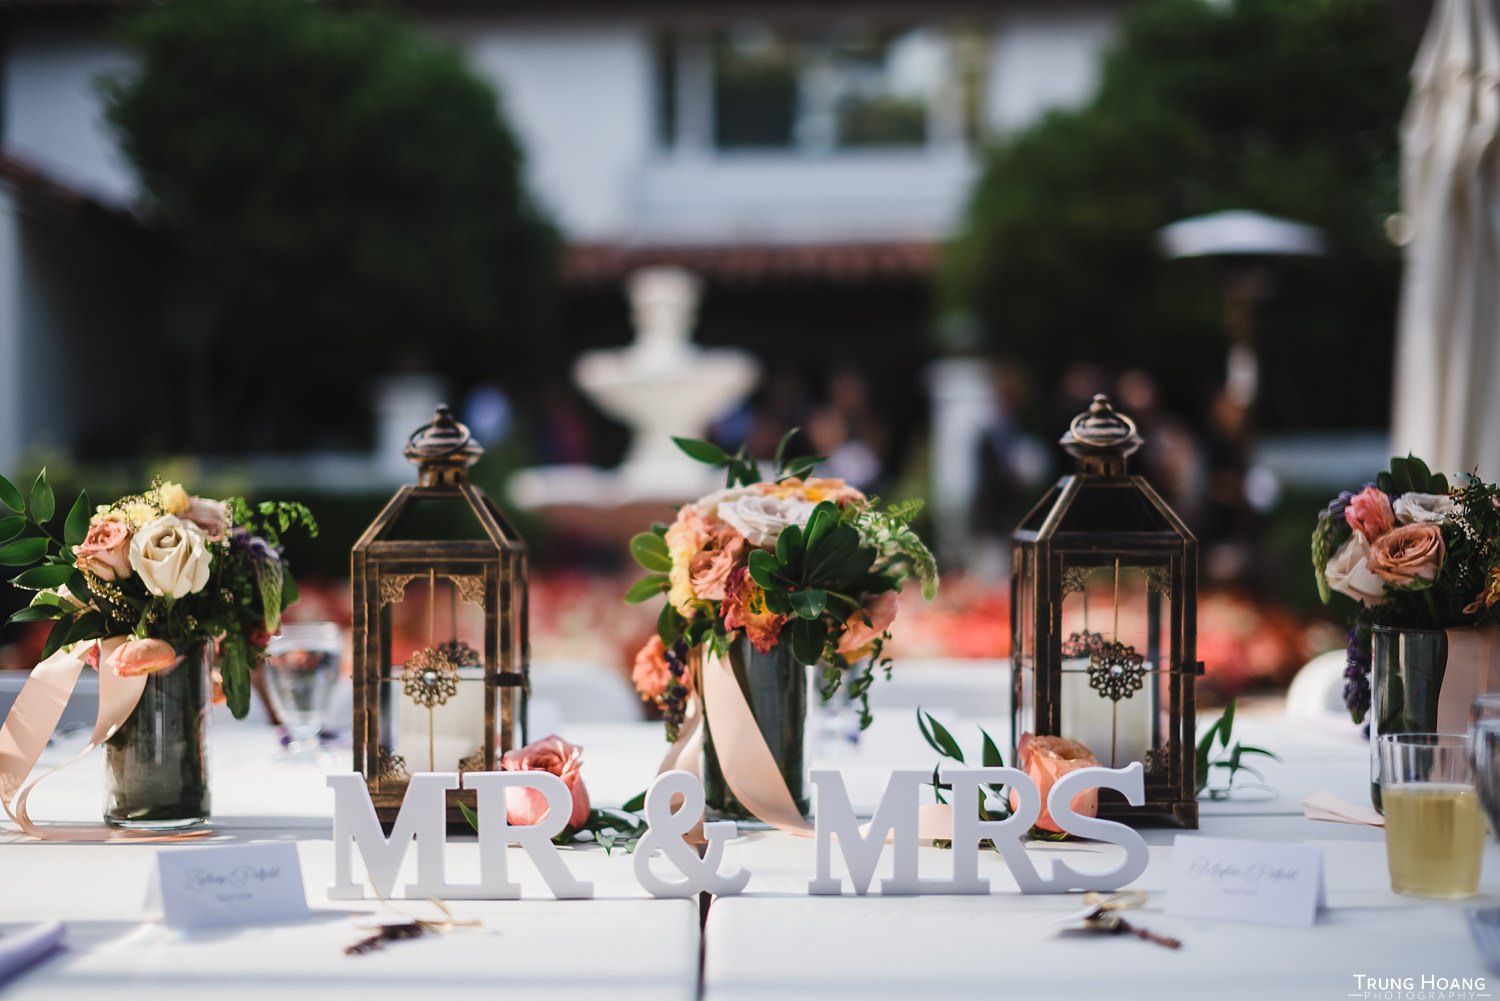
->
<box><xmin>633</xmin><ymin>770</ymin><xmax>751</xmax><ymax>898</ymax></box>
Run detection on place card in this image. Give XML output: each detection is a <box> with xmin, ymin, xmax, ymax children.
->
<box><xmin>154</xmin><ymin>842</ymin><xmax>310</xmax><ymax>929</ymax></box>
<box><xmin>1164</xmin><ymin>835</ymin><xmax>1324</xmax><ymax>927</ymax></box>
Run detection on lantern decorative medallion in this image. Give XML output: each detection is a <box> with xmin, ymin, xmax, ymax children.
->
<box><xmin>352</xmin><ymin>405</ymin><xmax>529</xmax><ymax>829</ymax></box>
<box><xmin>1011</xmin><ymin>394</ymin><xmax>1201</xmax><ymax>827</ymax></box>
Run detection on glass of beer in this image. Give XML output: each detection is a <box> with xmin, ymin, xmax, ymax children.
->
<box><xmin>1379</xmin><ymin>733</ymin><xmax>1483</xmax><ymax>898</ymax></box>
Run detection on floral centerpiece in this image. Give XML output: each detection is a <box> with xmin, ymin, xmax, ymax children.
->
<box><xmin>625</xmin><ymin>435</ymin><xmax>937</xmax><ymax>821</ymax></box>
<box><xmin>0</xmin><ymin>470</ymin><xmax>315</xmax><ymax>829</ymax></box>
<box><xmin>1311</xmin><ymin>455</ymin><xmax>1500</xmax><ymax>721</ymax></box>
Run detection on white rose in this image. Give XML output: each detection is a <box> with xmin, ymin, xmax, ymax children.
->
<box><xmin>717</xmin><ymin>494</ymin><xmax>815</xmax><ymax>548</ymax></box>
<box><xmin>696</xmin><ymin>485</ymin><xmax>760</xmax><ymax>519</ymax></box>
<box><xmin>1324</xmin><ymin>533</ymin><xmax>1388</xmax><ymax>606</ymax></box>
<box><xmin>1393</xmin><ymin>491</ymin><xmax>1456</xmax><ymax>525</ymax></box>
<box><xmin>129</xmin><ymin>515</ymin><xmax>212</xmax><ymax>599</ymax></box>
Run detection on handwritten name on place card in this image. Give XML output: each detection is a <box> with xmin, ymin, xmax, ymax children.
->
<box><xmin>1164</xmin><ymin>835</ymin><xmax>1325</xmax><ymax>927</ymax></box>
<box><xmin>156</xmin><ymin>843</ymin><xmax>310</xmax><ymax>929</ymax></box>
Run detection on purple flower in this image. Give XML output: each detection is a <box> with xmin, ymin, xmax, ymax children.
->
<box><xmin>1342</xmin><ymin>624</ymin><xmax>1371</xmax><ymax>721</ymax></box>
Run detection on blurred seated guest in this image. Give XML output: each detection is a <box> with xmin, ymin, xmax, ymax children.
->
<box><xmin>1115</xmin><ymin>369</ymin><xmax>1203</xmax><ymax>523</ymax></box>
<box><xmin>807</xmin><ymin>368</ymin><xmax>888</xmax><ymax>492</ymax></box>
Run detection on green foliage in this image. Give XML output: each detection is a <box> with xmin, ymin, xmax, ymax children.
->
<box><xmin>1196</xmin><ymin>700</ymin><xmax>1280</xmax><ymax>799</ymax></box>
<box><xmin>101</xmin><ymin>0</ymin><xmax>558</xmax><ymax>441</ymax></box>
<box><xmin>672</xmin><ymin>432</ymin><xmax>823</xmax><ymax>487</ymax></box>
<box><xmin>918</xmin><ymin>708</ymin><xmax>1012</xmax><ymax>824</ymax></box>
<box><xmin>944</xmin><ymin>0</ymin><xmax>1410</xmax><ymax>428</ymax></box>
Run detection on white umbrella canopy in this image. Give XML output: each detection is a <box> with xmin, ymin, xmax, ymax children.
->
<box><xmin>1391</xmin><ymin>0</ymin><xmax>1500</xmax><ymax>479</ymax></box>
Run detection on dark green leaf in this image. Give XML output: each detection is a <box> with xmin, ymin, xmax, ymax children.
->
<box><xmin>0</xmin><ymin>475</ymin><xmax>23</xmax><ymax>514</ymax></box>
<box><xmin>790</xmin><ymin>616</ymin><xmax>825</xmax><ymax>665</ymax></box>
<box><xmin>980</xmin><ymin>727</ymin><xmax>1004</xmax><ymax>769</ymax></box>
<box><xmin>459</xmin><ymin>801</ymin><xmax>479</xmax><ymax>833</ymax></box>
<box><xmin>775</xmin><ymin>523</ymin><xmax>802</xmax><ymax>569</ymax></box>
<box><xmin>65</xmin><ymin>610</ymin><xmax>105</xmax><ymax>645</ymax></box>
<box><xmin>63</xmin><ymin>491</ymin><xmax>91</xmax><ymax>548</ymax></box>
<box><xmin>672</xmin><ymin>437</ymin><xmax>729</xmax><ymax>466</ymax></box>
<box><xmin>923</xmin><ymin>711</ymin><xmax>965</xmax><ymax>763</ymax></box>
<box><xmin>28</xmin><ymin>469</ymin><xmax>53</xmax><ymax>525</ymax></box>
<box><xmin>802</xmin><ymin>502</ymin><xmax>839</xmax><ymax>555</ymax></box>
<box><xmin>789</xmin><ymin>588</ymin><xmax>827</xmax><ymax>620</ymax></box>
<box><xmin>222</xmin><ymin>635</ymin><xmax>251</xmax><ymax>719</ymax></box>
<box><xmin>40</xmin><ymin>617</ymin><xmax>73</xmax><ymax>659</ymax></box>
<box><xmin>763</xmin><ymin>588</ymin><xmax>792</xmax><ymax>616</ymax></box>
<box><xmin>1233</xmin><ymin>744</ymin><xmax>1281</xmax><ymax>762</ymax></box>
<box><xmin>6</xmin><ymin>606</ymin><xmax>62</xmax><ymax>625</ymax></box>
<box><xmin>650</xmin><ymin>521</ymin><xmax>669</xmax><ymax>538</ymax></box>
<box><xmin>1218</xmin><ymin>700</ymin><xmax>1236</xmax><ymax>749</ymax></box>
<box><xmin>280</xmin><ymin>569</ymin><xmax>299</xmax><ymax>611</ymax></box>
<box><xmin>1376</xmin><ymin>470</ymin><xmax>1395</xmax><ymax>494</ymax></box>
<box><xmin>621</xmin><ymin>789</ymin><xmax>647</xmax><ymax>814</ymax></box>
<box><xmin>747</xmin><ymin>549</ymin><xmax>780</xmax><ymax>589</ymax></box>
<box><xmin>11</xmin><ymin>564</ymin><xmax>77</xmax><ymax>590</ymax></box>
<box><xmin>629</xmin><ymin>532</ymin><xmax>672</xmax><ymax>573</ymax></box>
<box><xmin>0</xmin><ymin>517</ymin><xmax>24</xmax><ymax>544</ymax></box>
<box><xmin>916</xmin><ymin>706</ymin><xmax>943</xmax><ymax>756</ymax></box>
<box><xmin>1431</xmin><ymin>473</ymin><xmax>1450</xmax><ymax>494</ymax></box>
<box><xmin>1405</xmin><ymin>454</ymin><xmax>1433</xmax><ymax>491</ymax></box>
<box><xmin>781</xmin><ymin>455</ymin><xmax>825</xmax><ymax>478</ymax></box>
<box><xmin>66</xmin><ymin>570</ymin><xmax>92</xmax><ymax>605</ymax></box>
<box><xmin>0</xmin><ymin>537</ymin><xmax>48</xmax><ymax>566</ymax></box>
<box><xmin>657</xmin><ymin>603</ymin><xmax>685</xmax><ymax>646</ymax></box>
<box><xmin>624</xmin><ymin>574</ymin><xmax>670</xmax><ymax>603</ymax></box>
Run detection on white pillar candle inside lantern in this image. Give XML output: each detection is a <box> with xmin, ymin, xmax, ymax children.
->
<box><xmin>396</xmin><ymin>665</ymin><xmax>487</xmax><ymax>772</ymax></box>
<box><xmin>1059</xmin><ymin>660</ymin><xmax>1152</xmax><ymax>769</ymax></box>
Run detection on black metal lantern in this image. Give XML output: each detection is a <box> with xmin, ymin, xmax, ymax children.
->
<box><xmin>1011</xmin><ymin>394</ymin><xmax>1201</xmax><ymax>827</ymax></box>
<box><xmin>351</xmin><ymin>405</ymin><xmax>529</xmax><ymax>828</ymax></box>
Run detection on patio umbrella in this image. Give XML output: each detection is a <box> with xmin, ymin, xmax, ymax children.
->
<box><xmin>1391</xmin><ymin>0</ymin><xmax>1500</xmax><ymax>478</ymax></box>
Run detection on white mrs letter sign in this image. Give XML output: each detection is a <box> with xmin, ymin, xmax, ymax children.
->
<box><xmin>327</xmin><ymin>765</ymin><xmax>1149</xmax><ymax>900</ymax></box>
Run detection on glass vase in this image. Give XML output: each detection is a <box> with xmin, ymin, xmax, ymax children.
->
<box><xmin>104</xmin><ymin>642</ymin><xmax>212</xmax><ymax>829</ymax></box>
<box><xmin>1369</xmin><ymin>626</ymin><xmax>1446</xmax><ymax>813</ymax></box>
<box><xmin>702</xmin><ymin>631</ymin><xmax>809</xmax><ymax>824</ymax></box>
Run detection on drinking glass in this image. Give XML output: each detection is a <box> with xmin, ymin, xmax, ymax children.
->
<box><xmin>1378</xmin><ymin>732</ymin><xmax>1484</xmax><ymax>898</ymax></box>
<box><xmin>264</xmin><ymin>622</ymin><xmax>343</xmax><ymax>760</ymax></box>
<box><xmin>1470</xmin><ymin>694</ymin><xmax>1500</xmax><ymax>835</ymax></box>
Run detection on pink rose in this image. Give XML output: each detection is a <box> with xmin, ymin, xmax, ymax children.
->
<box><xmin>1345</xmin><ymin>487</ymin><xmax>1395</xmax><ymax>543</ymax></box>
<box><xmin>688</xmin><ymin>532</ymin><xmax>747</xmax><ymax>602</ymax></box>
<box><xmin>72</xmin><ymin>519</ymin><xmax>132</xmax><ymax>581</ymax></box>
<box><xmin>501</xmin><ymin>735</ymin><xmax>590</xmax><ymax>829</ymax></box>
<box><xmin>1368</xmin><ymin>523</ymin><xmax>1446</xmax><ymax>586</ymax></box>
<box><xmin>632</xmin><ymin>635</ymin><xmax>674</xmax><ymax>701</ymax></box>
<box><xmin>182</xmin><ymin>497</ymin><xmax>229</xmax><ymax>542</ymax></box>
<box><xmin>106</xmin><ymin>638</ymin><xmax>181</xmax><ymax>678</ymax></box>
<box><xmin>835</xmin><ymin>591</ymin><xmax>899</xmax><ymax>659</ymax></box>
<box><xmin>1009</xmin><ymin>733</ymin><xmax>1100</xmax><ymax>834</ymax></box>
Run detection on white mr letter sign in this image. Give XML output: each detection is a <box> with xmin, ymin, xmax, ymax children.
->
<box><xmin>327</xmin><ymin>765</ymin><xmax>1149</xmax><ymax>900</ymax></box>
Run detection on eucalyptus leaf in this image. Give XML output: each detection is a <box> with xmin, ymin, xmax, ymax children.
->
<box><xmin>624</xmin><ymin>574</ymin><xmax>670</xmax><ymax>603</ymax></box>
<box><xmin>63</xmin><ymin>490</ymin><xmax>91</xmax><ymax>548</ymax></box>
<box><xmin>28</xmin><ymin>469</ymin><xmax>54</xmax><ymax>525</ymax></box>
<box><xmin>672</xmin><ymin>437</ymin><xmax>729</xmax><ymax>466</ymax></box>
<box><xmin>629</xmin><ymin>532</ymin><xmax>672</xmax><ymax>573</ymax></box>
<box><xmin>0</xmin><ymin>474</ymin><xmax>23</xmax><ymax>514</ymax></box>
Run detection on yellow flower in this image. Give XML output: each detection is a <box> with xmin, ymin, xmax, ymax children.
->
<box><xmin>157</xmin><ymin>482</ymin><xmax>190</xmax><ymax>516</ymax></box>
<box><xmin>120</xmin><ymin>501</ymin><xmax>159</xmax><ymax>528</ymax></box>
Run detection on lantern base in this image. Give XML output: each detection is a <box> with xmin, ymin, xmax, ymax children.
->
<box><xmin>1096</xmin><ymin>794</ymin><xmax>1198</xmax><ymax>829</ymax></box>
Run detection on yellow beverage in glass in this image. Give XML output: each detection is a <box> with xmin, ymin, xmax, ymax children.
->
<box><xmin>1383</xmin><ymin>782</ymin><xmax>1484</xmax><ymax>898</ymax></box>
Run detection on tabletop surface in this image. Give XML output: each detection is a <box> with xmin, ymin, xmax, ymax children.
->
<box><xmin>1</xmin><ymin>663</ymin><xmax>1494</xmax><ymax>1000</ymax></box>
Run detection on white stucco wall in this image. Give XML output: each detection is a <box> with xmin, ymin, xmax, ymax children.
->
<box><xmin>986</xmin><ymin>8</ymin><xmax>1120</xmax><ymax>135</ymax></box>
<box><xmin>2</xmin><ymin>25</ymin><xmax>138</xmax><ymax>208</ymax></box>
<box><xmin>452</xmin><ymin>20</ymin><xmax>656</xmax><ymax>242</ymax></box>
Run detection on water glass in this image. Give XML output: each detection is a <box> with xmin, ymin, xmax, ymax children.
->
<box><xmin>1378</xmin><ymin>732</ymin><xmax>1483</xmax><ymax>898</ymax></box>
<box><xmin>264</xmin><ymin>622</ymin><xmax>343</xmax><ymax>760</ymax></box>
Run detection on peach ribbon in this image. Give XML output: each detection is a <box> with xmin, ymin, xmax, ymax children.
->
<box><xmin>0</xmin><ymin>637</ymin><xmax>208</xmax><ymax>842</ymax></box>
<box><xmin>661</xmin><ymin>651</ymin><xmax>951</xmax><ymax>841</ymax></box>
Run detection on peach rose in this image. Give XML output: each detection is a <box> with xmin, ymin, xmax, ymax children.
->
<box><xmin>758</xmin><ymin>477</ymin><xmax>865</xmax><ymax>505</ymax></box>
<box><xmin>632</xmin><ymin>636</ymin><xmax>673</xmax><ymax>700</ymax></box>
<box><xmin>1345</xmin><ymin>487</ymin><xmax>1395</xmax><ymax>543</ymax></box>
<box><xmin>106</xmin><ymin>638</ymin><xmax>181</xmax><ymax>678</ymax></box>
<box><xmin>688</xmin><ymin>532</ymin><xmax>747</xmax><ymax>602</ymax></box>
<box><xmin>501</xmin><ymin>735</ymin><xmax>590</xmax><ymax>829</ymax></box>
<box><xmin>1368</xmin><ymin>523</ymin><xmax>1446</xmax><ymax>586</ymax></box>
<box><xmin>722</xmin><ymin>566</ymin><xmax>787</xmax><ymax>654</ymax></box>
<box><xmin>835</xmin><ymin>590</ymin><xmax>898</xmax><ymax>659</ymax></box>
<box><xmin>72</xmin><ymin>518</ymin><xmax>132</xmax><ymax>581</ymax></box>
<box><xmin>665</xmin><ymin>505</ymin><xmax>713</xmax><ymax>615</ymax></box>
<box><xmin>1009</xmin><ymin>733</ymin><xmax>1099</xmax><ymax>834</ymax></box>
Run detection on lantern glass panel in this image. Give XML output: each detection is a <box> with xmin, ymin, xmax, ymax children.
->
<box><xmin>1012</xmin><ymin>545</ymin><xmax>1036</xmax><ymax>740</ymax></box>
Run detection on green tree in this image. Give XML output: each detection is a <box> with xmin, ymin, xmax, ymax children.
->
<box><xmin>943</xmin><ymin>0</ymin><xmax>1411</xmax><ymax>428</ymax></box>
<box><xmin>103</xmin><ymin>0</ymin><xmax>557</xmax><ymax>449</ymax></box>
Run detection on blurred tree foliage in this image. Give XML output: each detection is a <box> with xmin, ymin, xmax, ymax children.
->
<box><xmin>103</xmin><ymin>0</ymin><xmax>557</xmax><ymax>450</ymax></box>
<box><xmin>943</xmin><ymin>0</ymin><xmax>1412</xmax><ymax>429</ymax></box>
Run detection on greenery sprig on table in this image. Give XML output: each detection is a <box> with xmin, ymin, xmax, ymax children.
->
<box><xmin>0</xmin><ymin>469</ymin><xmax>316</xmax><ymax>717</ymax></box>
<box><xmin>1195</xmin><ymin>700</ymin><xmax>1279</xmax><ymax>801</ymax></box>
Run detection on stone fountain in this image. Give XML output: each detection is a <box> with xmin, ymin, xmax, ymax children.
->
<box><xmin>508</xmin><ymin>268</ymin><xmax>760</xmax><ymax>534</ymax></box>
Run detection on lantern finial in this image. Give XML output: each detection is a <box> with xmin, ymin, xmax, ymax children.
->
<box><xmin>405</xmin><ymin>405</ymin><xmax>483</xmax><ymax>486</ymax></box>
<box><xmin>1061</xmin><ymin>394</ymin><xmax>1142</xmax><ymax>476</ymax></box>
